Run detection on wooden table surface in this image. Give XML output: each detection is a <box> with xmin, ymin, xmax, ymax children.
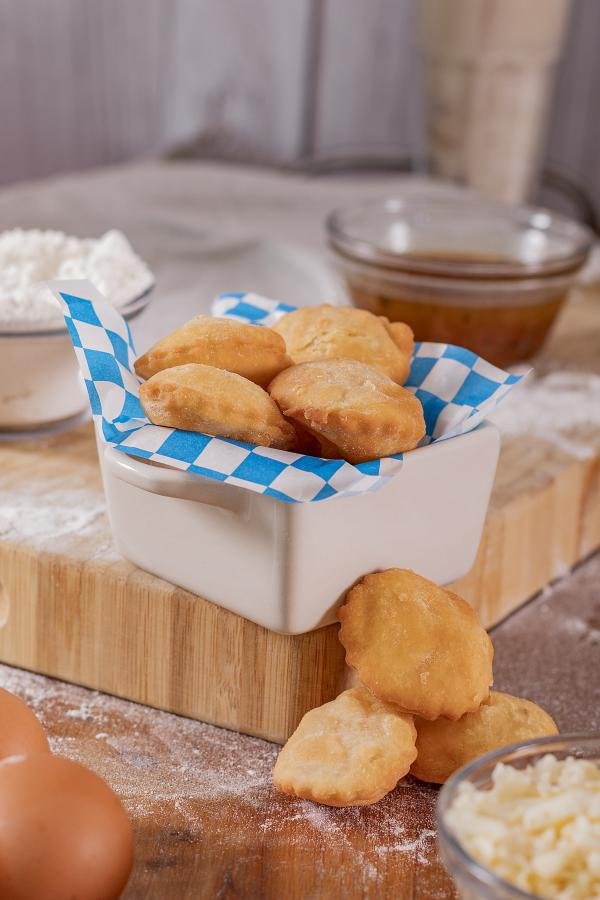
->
<box><xmin>1</xmin><ymin>160</ymin><xmax>599</xmax><ymax>898</ymax></box>
<box><xmin>0</xmin><ymin>552</ymin><xmax>597</xmax><ymax>899</ymax></box>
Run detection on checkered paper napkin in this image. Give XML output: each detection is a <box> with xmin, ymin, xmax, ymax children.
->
<box><xmin>48</xmin><ymin>280</ymin><xmax>523</xmax><ymax>503</ymax></box>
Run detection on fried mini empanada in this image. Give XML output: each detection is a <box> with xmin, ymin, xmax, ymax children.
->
<box><xmin>268</xmin><ymin>359</ymin><xmax>425</xmax><ymax>464</ymax></box>
<box><xmin>273</xmin><ymin>687</ymin><xmax>417</xmax><ymax>807</ymax></box>
<box><xmin>135</xmin><ymin>315</ymin><xmax>292</xmax><ymax>387</ymax></box>
<box><xmin>384</xmin><ymin>320</ymin><xmax>414</xmax><ymax>360</ymax></box>
<box><xmin>411</xmin><ymin>691</ymin><xmax>558</xmax><ymax>784</ymax></box>
<box><xmin>139</xmin><ymin>363</ymin><xmax>297</xmax><ymax>450</ymax></box>
<box><xmin>273</xmin><ymin>305</ymin><xmax>414</xmax><ymax>384</ymax></box>
<box><xmin>338</xmin><ymin>569</ymin><xmax>494</xmax><ymax>721</ymax></box>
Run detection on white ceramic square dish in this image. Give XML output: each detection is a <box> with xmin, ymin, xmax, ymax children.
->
<box><xmin>97</xmin><ymin>421</ymin><xmax>499</xmax><ymax>634</ymax></box>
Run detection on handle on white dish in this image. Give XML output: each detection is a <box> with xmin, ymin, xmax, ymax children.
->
<box><xmin>103</xmin><ymin>446</ymin><xmax>247</xmax><ymax>515</ymax></box>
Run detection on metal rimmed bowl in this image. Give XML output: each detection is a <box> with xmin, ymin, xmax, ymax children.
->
<box><xmin>326</xmin><ymin>196</ymin><xmax>594</xmax><ymax>367</ymax></box>
<box><xmin>0</xmin><ymin>283</ymin><xmax>154</xmax><ymax>438</ymax></box>
<box><xmin>437</xmin><ymin>733</ymin><xmax>600</xmax><ymax>899</ymax></box>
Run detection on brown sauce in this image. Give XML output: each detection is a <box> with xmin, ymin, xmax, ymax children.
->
<box><xmin>340</xmin><ymin>248</ymin><xmax>570</xmax><ymax>367</ymax></box>
<box><xmin>348</xmin><ymin>281</ymin><xmax>565</xmax><ymax>368</ymax></box>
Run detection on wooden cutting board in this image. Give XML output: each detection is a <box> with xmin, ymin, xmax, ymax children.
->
<box><xmin>0</xmin><ymin>289</ymin><xmax>599</xmax><ymax>743</ymax></box>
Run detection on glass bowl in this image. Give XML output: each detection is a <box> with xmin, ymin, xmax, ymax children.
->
<box><xmin>326</xmin><ymin>197</ymin><xmax>594</xmax><ymax>367</ymax></box>
<box><xmin>437</xmin><ymin>733</ymin><xmax>600</xmax><ymax>899</ymax></box>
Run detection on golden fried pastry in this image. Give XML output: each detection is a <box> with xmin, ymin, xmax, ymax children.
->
<box><xmin>135</xmin><ymin>315</ymin><xmax>291</xmax><ymax>387</ymax></box>
<box><xmin>268</xmin><ymin>360</ymin><xmax>425</xmax><ymax>464</ymax></box>
<box><xmin>338</xmin><ymin>569</ymin><xmax>494</xmax><ymax>721</ymax></box>
<box><xmin>273</xmin><ymin>687</ymin><xmax>417</xmax><ymax>807</ymax></box>
<box><xmin>139</xmin><ymin>363</ymin><xmax>297</xmax><ymax>450</ymax></box>
<box><xmin>411</xmin><ymin>691</ymin><xmax>558</xmax><ymax>784</ymax></box>
<box><xmin>273</xmin><ymin>305</ymin><xmax>414</xmax><ymax>384</ymax></box>
<box><xmin>384</xmin><ymin>320</ymin><xmax>414</xmax><ymax>360</ymax></box>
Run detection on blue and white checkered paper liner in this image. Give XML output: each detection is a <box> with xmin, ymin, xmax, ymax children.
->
<box><xmin>48</xmin><ymin>280</ymin><xmax>523</xmax><ymax>503</ymax></box>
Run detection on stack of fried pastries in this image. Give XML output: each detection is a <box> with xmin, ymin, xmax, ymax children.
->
<box><xmin>273</xmin><ymin>569</ymin><xmax>557</xmax><ymax>807</ymax></box>
<box><xmin>135</xmin><ymin>306</ymin><xmax>425</xmax><ymax>463</ymax></box>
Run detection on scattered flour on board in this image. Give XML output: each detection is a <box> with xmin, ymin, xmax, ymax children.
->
<box><xmin>65</xmin><ymin>703</ymin><xmax>95</xmax><ymax>721</ymax></box>
<box><xmin>0</xmin><ymin>664</ymin><xmax>442</xmax><ymax>883</ymax></box>
<box><xmin>489</xmin><ymin>369</ymin><xmax>600</xmax><ymax>457</ymax></box>
<box><xmin>0</xmin><ymin>484</ymin><xmax>117</xmax><ymax>558</ymax></box>
<box><xmin>491</xmin><ymin>552</ymin><xmax>600</xmax><ymax>734</ymax></box>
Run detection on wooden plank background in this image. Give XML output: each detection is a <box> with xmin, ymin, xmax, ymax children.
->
<box><xmin>0</xmin><ymin>0</ymin><xmax>599</xmax><ymax>209</ymax></box>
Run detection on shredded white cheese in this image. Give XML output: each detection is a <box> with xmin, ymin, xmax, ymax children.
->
<box><xmin>0</xmin><ymin>228</ymin><xmax>154</xmax><ymax>326</ymax></box>
<box><xmin>445</xmin><ymin>754</ymin><xmax>600</xmax><ymax>899</ymax></box>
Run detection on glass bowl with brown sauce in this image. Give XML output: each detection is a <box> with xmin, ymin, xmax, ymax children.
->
<box><xmin>326</xmin><ymin>198</ymin><xmax>593</xmax><ymax>367</ymax></box>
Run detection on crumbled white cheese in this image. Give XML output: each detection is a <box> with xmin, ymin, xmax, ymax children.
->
<box><xmin>0</xmin><ymin>228</ymin><xmax>154</xmax><ymax>326</ymax></box>
<box><xmin>445</xmin><ymin>754</ymin><xmax>600</xmax><ymax>899</ymax></box>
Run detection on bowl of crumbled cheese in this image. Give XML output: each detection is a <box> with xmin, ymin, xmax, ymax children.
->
<box><xmin>438</xmin><ymin>734</ymin><xmax>600</xmax><ymax>900</ymax></box>
<box><xmin>0</xmin><ymin>228</ymin><xmax>154</xmax><ymax>433</ymax></box>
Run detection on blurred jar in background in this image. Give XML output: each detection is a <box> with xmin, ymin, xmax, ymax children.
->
<box><xmin>418</xmin><ymin>0</ymin><xmax>573</xmax><ymax>204</ymax></box>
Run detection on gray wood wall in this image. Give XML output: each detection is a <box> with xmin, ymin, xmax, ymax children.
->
<box><xmin>0</xmin><ymin>0</ymin><xmax>598</xmax><ymax>209</ymax></box>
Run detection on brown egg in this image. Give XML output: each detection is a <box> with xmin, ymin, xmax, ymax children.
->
<box><xmin>0</xmin><ymin>754</ymin><xmax>133</xmax><ymax>900</ymax></box>
<box><xmin>0</xmin><ymin>686</ymin><xmax>49</xmax><ymax>760</ymax></box>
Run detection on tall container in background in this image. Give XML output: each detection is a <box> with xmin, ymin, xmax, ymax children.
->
<box><xmin>418</xmin><ymin>0</ymin><xmax>573</xmax><ymax>204</ymax></box>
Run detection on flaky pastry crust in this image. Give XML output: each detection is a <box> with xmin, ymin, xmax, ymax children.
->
<box><xmin>273</xmin><ymin>305</ymin><xmax>414</xmax><ymax>384</ymax></box>
<box><xmin>411</xmin><ymin>691</ymin><xmax>558</xmax><ymax>784</ymax></box>
<box><xmin>268</xmin><ymin>359</ymin><xmax>425</xmax><ymax>463</ymax></box>
<box><xmin>139</xmin><ymin>363</ymin><xmax>297</xmax><ymax>450</ymax></box>
<box><xmin>135</xmin><ymin>315</ymin><xmax>292</xmax><ymax>387</ymax></box>
<box><xmin>273</xmin><ymin>687</ymin><xmax>417</xmax><ymax>807</ymax></box>
<box><xmin>338</xmin><ymin>569</ymin><xmax>494</xmax><ymax>721</ymax></box>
